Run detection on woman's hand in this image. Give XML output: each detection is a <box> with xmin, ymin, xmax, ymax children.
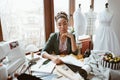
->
<box><xmin>42</xmin><ymin>52</ymin><xmax>63</xmax><ymax>65</ymax></box>
<box><xmin>61</xmin><ymin>32</ymin><xmax>77</xmax><ymax>53</ymax></box>
<box><xmin>52</xmin><ymin>57</ymin><xmax>63</xmax><ymax>65</ymax></box>
<box><xmin>0</xmin><ymin>63</ymin><xmax>2</xmax><ymax>66</ymax></box>
<box><xmin>61</xmin><ymin>33</ymin><xmax>74</xmax><ymax>39</ymax></box>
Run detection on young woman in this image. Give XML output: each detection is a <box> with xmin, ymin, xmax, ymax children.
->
<box><xmin>41</xmin><ymin>11</ymin><xmax>78</xmax><ymax>64</ymax></box>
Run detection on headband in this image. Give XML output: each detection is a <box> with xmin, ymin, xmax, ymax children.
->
<box><xmin>55</xmin><ymin>11</ymin><xmax>68</xmax><ymax>22</ymax></box>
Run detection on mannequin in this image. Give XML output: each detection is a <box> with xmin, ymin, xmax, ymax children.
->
<box><xmin>85</xmin><ymin>5</ymin><xmax>97</xmax><ymax>36</ymax></box>
<box><xmin>85</xmin><ymin>5</ymin><xmax>97</xmax><ymax>50</ymax></box>
<box><xmin>73</xmin><ymin>4</ymin><xmax>86</xmax><ymax>41</ymax></box>
<box><xmin>101</xmin><ymin>3</ymin><xmax>113</xmax><ymax>20</ymax></box>
<box><xmin>93</xmin><ymin>3</ymin><xmax>120</xmax><ymax>56</ymax></box>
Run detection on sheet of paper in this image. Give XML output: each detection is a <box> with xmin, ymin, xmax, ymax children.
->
<box><xmin>31</xmin><ymin>59</ymin><xmax>56</xmax><ymax>73</ymax></box>
<box><xmin>60</xmin><ymin>54</ymin><xmax>84</xmax><ymax>67</ymax></box>
<box><xmin>56</xmin><ymin>64</ymin><xmax>84</xmax><ymax>80</ymax></box>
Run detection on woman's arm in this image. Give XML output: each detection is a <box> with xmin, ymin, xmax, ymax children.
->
<box><xmin>62</xmin><ymin>33</ymin><xmax>78</xmax><ymax>53</ymax></box>
<box><xmin>42</xmin><ymin>52</ymin><xmax>63</xmax><ymax>65</ymax></box>
<box><xmin>41</xmin><ymin>33</ymin><xmax>63</xmax><ymax>64</ymax></box>
<box><xmin>69</xmin><ymin>34</ymin><xmax>78</xmax><ymax>52</ymax></box>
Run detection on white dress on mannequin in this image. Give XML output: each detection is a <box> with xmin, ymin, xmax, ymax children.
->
<box><xmin>93</xmin><ymin>8</ymin><xmax>120</xmax><ymax>56</ymax></box>
<box><xmin>73</xmin><ymin>7</ymin><xmax>86</xmax><ymax>40</ymax></box>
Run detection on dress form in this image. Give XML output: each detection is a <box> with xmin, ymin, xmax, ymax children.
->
<box><xmin>85</xmin><ymin>5</ymin><xmax>97</xmax><ymax>36</ymax></box>
<box><xmin>73</xmin><ymin>4</ymin><xmax>86</xmax><ymax>41</ymax></box>
<box><xmin>93</xmin><ymin>3</ymin><xmax>120</xmax><ymax>56</ymax></box>
<box><xmin>85</xmin><ymin>5</ymin><xmax>97</xmax><ymax>50</ymax></box>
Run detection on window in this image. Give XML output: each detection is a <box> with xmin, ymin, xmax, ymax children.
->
<box><xmin>0</xmin><ymin>0</ymin><xmax>45</xmax><ymax>52</ymax></box>
<box><xmin>54</xmin><ymin>0</ymin><xmax>69</xmax><ymax>32</ymax></box>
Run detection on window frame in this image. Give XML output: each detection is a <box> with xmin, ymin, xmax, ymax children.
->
<box><xmin>44</xmin><ymin>0</ymin><xmax>54</xmax><ymax>41</ymax></box>
<box><xmin>0</xmin><ymin>20</ymin><xmax>3</xmax><ymax>41</ymax></box>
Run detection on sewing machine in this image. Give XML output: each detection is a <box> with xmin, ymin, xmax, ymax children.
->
<box><xmin>0</xmin><ymin>40</ymin><xmax>26</xmax><ymax>79</ymax></box>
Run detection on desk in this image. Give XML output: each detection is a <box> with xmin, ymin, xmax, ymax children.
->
<box><xmin>11</xmin><ymin>52</ymin><xmax>120</xmax><ymax>80</ymax></box>
<box><xmin>29</xmin><ymin>54</ymin><xmax>85</xmax><ymax>80</ymax></box>
<box><xmin>30</xmin><ymin>53</ymin><xmax>120</xmax><ymax>80</ymax></box>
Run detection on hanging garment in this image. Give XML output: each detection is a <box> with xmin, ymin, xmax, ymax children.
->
<box><xmin>93</xmin><ymin>10</ymin><xmax>120</xmax><ymax>56</ymax></box>
<box><xmin>73</xmin><ymin>8</ymin><xmax>86</xmax><ymax>39</ymax></box>
<box><xmin>85</xmin><ymin>10</ymin><xmax>97</xmax><ymax>35</ymax></box>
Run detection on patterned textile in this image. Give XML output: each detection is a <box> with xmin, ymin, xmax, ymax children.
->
<box><xmin>85</xmin><ymin>11</ymin><xmax>97</xmax><ymax>35</ymax></box>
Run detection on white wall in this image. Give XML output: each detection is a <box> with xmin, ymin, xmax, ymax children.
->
<box><xmin>109</xmin><ymin>0</ymin><xmax>120</xmax><ymax>44</ymax></box>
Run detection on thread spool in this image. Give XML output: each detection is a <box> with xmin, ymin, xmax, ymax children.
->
<box><xmin>82</xmin><ymin>65</ymin><xmax>91</xmax><ymax>74</ymax></box>
<box><xmin>31</xmin><ymin>52</ymin><xmax>34</xmax><ymax>59</ymax></box>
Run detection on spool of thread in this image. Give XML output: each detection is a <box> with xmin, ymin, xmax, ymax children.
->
<box><xmin>31</xmin><ymin>52</ymin><xmax>34</xmax><ymax>59</ymax></box>
<box><xmin>82</xmin><ymin>65</ymin><xmax>91</xmax><ymax>74</ymax></box>
<box><xmin>0</xmin><ymin>64</ymin><xmax>8</xmax><ymax>80</ymax></box>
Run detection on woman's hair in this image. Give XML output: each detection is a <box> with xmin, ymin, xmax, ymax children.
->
<box><xmin>55</xmin><ymin>11</ymin><xmax>68</xmax><ymax>22</ymax></box>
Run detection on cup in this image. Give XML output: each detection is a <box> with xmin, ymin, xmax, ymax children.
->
<box><xmin>76</xmin><ymin>41</ymin><xmax>82</xmax><ymax>59</ymax></box>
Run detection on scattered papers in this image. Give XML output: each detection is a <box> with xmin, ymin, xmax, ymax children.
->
<box><xmin>60</xmin><ymin>54</ymin><xmax>84</xmax><ymax>67</ymax></box>
<box><xmin>31</xmin><ymin>58</ymin><xmax>56</xmax><ymax>74</ymax></box>
<box><xmin>56</xmin><ymin>64</ymin><xmax>84</xmax><ymax>80</ymax></box>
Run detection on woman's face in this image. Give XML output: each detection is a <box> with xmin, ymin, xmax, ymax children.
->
<box><xmin>56</xmin><ymin>18</ymin><xmax>68</xmax><ymax>34</ymax></box>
